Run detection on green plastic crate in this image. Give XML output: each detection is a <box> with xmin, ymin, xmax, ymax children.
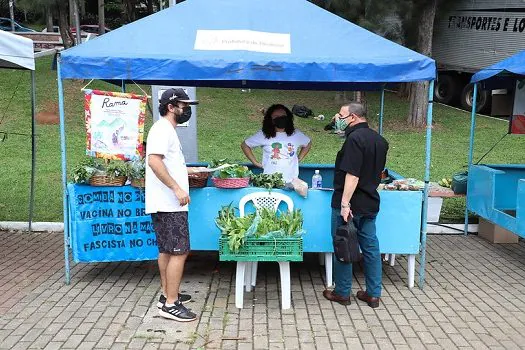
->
<box><xmin>219</xmin><ymin>236</ymin><xmax>303</xmax><ymax>262</ymax></box>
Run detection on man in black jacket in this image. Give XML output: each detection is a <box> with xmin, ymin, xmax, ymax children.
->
<box><xmin>323</xmin><ymin>102</ymin><xmax>389</xmax><ymax>308</ymax></box>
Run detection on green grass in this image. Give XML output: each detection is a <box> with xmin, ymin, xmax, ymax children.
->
<box><xmin>0</xmin><ymin>56</ymin><xmax>524</xmax><ymax>222</ymax></box>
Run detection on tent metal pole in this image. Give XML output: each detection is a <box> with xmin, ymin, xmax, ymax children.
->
<box><xmin>57</xmin><ymin>59</ymin><xmax>71</xmax><ymax>284</ymax></box>
<box><xmin>419</xmin><ymin>79</ymin><xmax>435</xmax><ymax>289</ymax></box>
<box><xmin>379</xmin><ymin>85</ymin><xmax>385</xmax><ymax>135</ymax></box>
<box><xmin>464</xmin><ymin>83</ymin><xmax>478</xmax><ymax>235</ymax></box>
<box><xmin>29</xmin><ymin>70</ymin><xmax>36</xmax><ymax>232</ymax></box>
<box><xmin>121</xmin><ymin>80</ymin><xmax>126</xmax><ymax>93</ymax></box>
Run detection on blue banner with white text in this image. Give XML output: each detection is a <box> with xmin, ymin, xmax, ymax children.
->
<box><xmin>68</xmin><ymin>184</ymin><xmax>158</xmax><ymax>262</ymax></box>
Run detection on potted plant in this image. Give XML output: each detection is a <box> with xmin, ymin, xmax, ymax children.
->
<box><xmin>71</xmin><ymin>157</ymin><xmax>130</xmax><ymax>186</ymax></box>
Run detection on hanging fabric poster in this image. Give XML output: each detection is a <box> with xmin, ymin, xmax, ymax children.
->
<box><xmin>85</xmin><ymin>89</ymin><xmax>147</xmax><ymax>160</ymax></box>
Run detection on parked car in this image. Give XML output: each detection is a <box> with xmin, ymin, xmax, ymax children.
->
<box><xmin>0</xmin><ymin>18</ymin><xmax>36</xmax><ymax>32</ymax></box>
<box><xmin>70</xmin><ymin>25</ymin><xmax>111</xmax><ymax>34</ymax></box>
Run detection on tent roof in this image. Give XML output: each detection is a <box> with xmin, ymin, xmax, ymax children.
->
<box><xmin>471</xmin><ymin>50</ymin><xmax>525</xmax><ymax>85</ymax></box>
<box><xmin>60</xmin><ymin>0</ymin><xmax>435</xmax><ymax>90</ymax></box>
<box><xmin>0</xmin><ymin>30</ymin><xmax>34</xmax><ymax>70</ymax></box>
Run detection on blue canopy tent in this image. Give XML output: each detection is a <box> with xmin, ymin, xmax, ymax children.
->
<box><xmin>57</xmin><ymin>0</ymin><xmax>436</xmax><ymax>285</ymax></box>
<box><xmin>464</xmin><ymin>52</ymin><xmax>525</xmax><ymax>236</ymax></box>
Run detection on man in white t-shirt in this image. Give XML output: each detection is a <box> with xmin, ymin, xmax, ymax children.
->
<box><xmin>146</xmin><ymin>88</ymin><xmax>201</xmax><ymax>322</ymax></box>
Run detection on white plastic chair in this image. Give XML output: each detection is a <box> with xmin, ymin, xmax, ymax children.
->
<box><xmin>235</xmin><ymin>192</ymin><xmax>294</xmax><ymax>309</ymax></box>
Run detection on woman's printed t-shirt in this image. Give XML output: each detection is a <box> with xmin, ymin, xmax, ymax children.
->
<box><xmin>245</xmin><ymin>130</ymin><xmax>310</xmax><ymax>182</ymax></box>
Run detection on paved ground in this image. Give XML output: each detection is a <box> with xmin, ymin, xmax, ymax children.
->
<box><xmin>1</xmin><ymin>231</ymin><xmax>525</xmax><ymax>349</ymax></box>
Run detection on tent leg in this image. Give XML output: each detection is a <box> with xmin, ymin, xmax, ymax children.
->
<box><xmin>379</xmin><ymin>85</ymin><xmax>385</xmax><ymax>135</ymax></box>
<box><xmin>121</xmin><ymin>80</ymin><xmax>126</xmax><ymax>93</ymax></box>
<box><xmin>57</xmin><ymin>59</ymin><xmax>71</xmax><ymax>285</ymax></box>
<box><xmin>419</xmin><ymin>79</ymin><xmax>434</xmax><ymax>289</ymax></box>
<box><xmin>464</xmin><ymin>83</ymin><xmax>478</xmax><ymax>235</ymax></box>
<box><xmin>29</xmin><ymin>70</ymin><xmax>36</xmax><ymax>232</ymax></box>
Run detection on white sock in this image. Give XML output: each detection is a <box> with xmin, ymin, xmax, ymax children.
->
<box><xmin>165</xmin><ymin>302</ymin><xmax>175</xmax><ymax>307</ymax></box>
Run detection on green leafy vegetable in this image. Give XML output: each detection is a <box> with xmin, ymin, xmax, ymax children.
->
<box><xmin>250</xmin><ymin>173</ymin><xmax>285</xmax><ymax>189</ymax></box>
<box><xmin>216</xmin><ymin>205</ymin><xmax>304</xmax><ymax>252</ymax></box>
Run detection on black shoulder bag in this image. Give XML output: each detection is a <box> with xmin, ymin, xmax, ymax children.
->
<box><xmin>333</xmin><ymin>220</ymin><xmax>361</xmax><ymax>263</ymax></box>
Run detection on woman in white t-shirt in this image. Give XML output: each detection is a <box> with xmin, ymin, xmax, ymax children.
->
<box><xmin>241</xmin><ymin>104</ymin><xmax>312</xmax><ymax>183</ymax></box>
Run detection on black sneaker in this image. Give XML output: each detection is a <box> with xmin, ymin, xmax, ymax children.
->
<box><xmin>157</xmin><ymin>294</ymin><xmax>192</xmax><ymax>308</ymax></box>
<box><xmin>159</xmin><ymin>301</ymin><xmax>197</xmax><ymax>322</ymax></box>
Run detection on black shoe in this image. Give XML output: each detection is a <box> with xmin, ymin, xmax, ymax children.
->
<box><xmin>157</xmin><ymin>293</ymin><xmax>192</xmax><ymax>309</ymax></box>
<box><xmin>178</xmin><ymin>293</ymin><xmax>192</xmax><ymax>304</ymax></box>
<box><xmin>159</xmin><ymin>301</ymin><xmax>197</xmax><ymax>322</ymax></box>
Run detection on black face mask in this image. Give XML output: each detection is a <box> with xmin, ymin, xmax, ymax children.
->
<box><xmin>176</xmin><ymin>106</ymin><xmax>192</xmax><ymax>124</ymax></box>
<box><xmin>273</xmin><ymin>116</ymin><xmax>287</xmax><ymax>129</ymax></box>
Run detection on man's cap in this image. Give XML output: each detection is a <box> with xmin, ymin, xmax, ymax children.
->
<box><xmin>159</xmin><ymin>88</ymin><xmax>199</xmax><ymax>106</ymax></box>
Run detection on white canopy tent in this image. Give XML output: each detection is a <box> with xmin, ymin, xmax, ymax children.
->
<box><xmin>0</xmin><ymin>30</ymin><xmax>37</xmax><ymax>230</ymax></box>
<box><xmin>0</xmin><ymin>30</ymin><xmax>35</xmax><ymax>70</ymax></box>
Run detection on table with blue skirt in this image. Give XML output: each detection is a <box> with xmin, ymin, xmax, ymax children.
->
<box><xmin>66</xmin><ymin>166</ymin><xmax>423</xmax><ymax>288</ymax></box>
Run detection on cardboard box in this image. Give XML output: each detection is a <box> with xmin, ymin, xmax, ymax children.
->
<box><xmin>478</xmin><ymin>218</ymin><xmax>519</xmax><ymax>244</ymax></box>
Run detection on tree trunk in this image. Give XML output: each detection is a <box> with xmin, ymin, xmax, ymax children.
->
<box><xmin>334</xmin><ymin>91</ymin><xmax>350</xmax><ymax>104</ymax></box>
<box><xmin>46</xmin><ymin>6</ymin><xmax>54</xmax><ymax>32</ymax></box>
<box><xmin>80</xmin><ymin>0</ymin><xmax>85</xmax><ymax>17</ymax></box>
<box><xmin>146</xmin><ymin>0</ymin><xmax>153</xmax><ymax>15</ymax></box>
<box><xmin>407</xmin><ymin>0</ymin><xmax>438</xmax><ymax>127</ymax></box>
<box><xmin>397</xmin><ymin>83</ymin><xmax>410</xmax><ymax>100</ymax></box>
<box><xmin>354</xmin><ymin>91</ymin><xmax>366</xmax><ymax>104</ymax></box>
<box><xmin>98</xmin><ymin>0</ymin><xmax>105</xmax><ymax>35</ymax></box>
<box><xmin>123</xmin><ymin>0</ymin><xmax>136</xmax><ymax>23</ymax></box>
<box><xmin>68</xmin><ymin>0</ymin><xmax>74</xmax><ymax>27</ymax></box>
<box><xmin>56</xmin><ymin>1</ymin><xmax>74</xmax><ymax>49</ymax></box>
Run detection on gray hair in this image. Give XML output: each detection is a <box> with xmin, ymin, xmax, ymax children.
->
<box><xmin>343</xmin><ymin>102</ymin><xmax>367</xmax><ymax>119</ymax></box>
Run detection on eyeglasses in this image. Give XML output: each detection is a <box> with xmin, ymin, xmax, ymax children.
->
<box><xmin>337</xmin><ymin>113</ymin><xmax>351</xmax><ymax>119</ymax></box>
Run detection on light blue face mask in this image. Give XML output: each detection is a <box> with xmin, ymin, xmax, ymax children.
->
<box><xmin>335</xmin><ymin>117</ymin><xmax>349</xmax><ymax>131</ymax></box>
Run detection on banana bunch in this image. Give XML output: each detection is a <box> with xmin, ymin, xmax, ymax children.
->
<box><xmin>438</xmin><ymin>178</ymin><xmax>452</xmax><ymax>188</ymax></box>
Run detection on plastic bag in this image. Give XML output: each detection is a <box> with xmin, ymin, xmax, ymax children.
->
<box><xmin>291</xmin><ymin>178</ymin><xmax>308</xmax><ymax>198</ymax></box>
<box><xmin>452</xmin><ymin>171</ymin><xmax>468</xmax><ymax>194</ymax></box>
<box><xmin>292</xmin><ymin>105</ymin><xmax>313</xmax><ymax>118</ymax></box>
<box><xmin>333</xmin><ymin>220</ymin><xmax>361</xmax><ymax>263</ymax></box>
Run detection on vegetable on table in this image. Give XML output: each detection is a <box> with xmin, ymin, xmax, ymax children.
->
<box><xmin>250</xmin><ymin>173</ymin><xmax>285</xmax><ymax>189</ymax></box>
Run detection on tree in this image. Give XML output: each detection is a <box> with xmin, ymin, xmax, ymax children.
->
<box><xmin>98</xmin><ymin>0</ymin><xmax>105</xmax><ymax>35</ymax></box>
<box><xmin>16</xmin><ymin>0</ymin><xmax>75</xmax><ymax>48</ymax></box>
<box><xmin>407</xmin><ymin>0</ymin><xmax>438</xmax><ymax>127</ymax></box>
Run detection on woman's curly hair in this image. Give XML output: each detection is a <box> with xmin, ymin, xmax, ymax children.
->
<box><xmin>262</xmin><ymin>104</ymin><xmax>295</xmax><ymax>139</ymax></box>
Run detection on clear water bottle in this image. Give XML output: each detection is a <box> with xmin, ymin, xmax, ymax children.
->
<box><xmin>311</xmin><ymin>170</ymin><xmax>323</xmax><ymax>189</ymax></box>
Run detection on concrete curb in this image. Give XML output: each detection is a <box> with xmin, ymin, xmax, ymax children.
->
<box><xmin>428</xmin><ymin>223</ymin><xmax>478</xmax><ymax>234</ymax></box>
<box><xmin>0</xmin><ymin>222</ymin><xmax>64</xmax><ymax>232</ymax></box>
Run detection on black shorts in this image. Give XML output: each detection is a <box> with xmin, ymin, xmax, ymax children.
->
<box><xmin>151</xmin><ymin>212</ymin><xmax>190</xmax><ymax>255</ymax></box>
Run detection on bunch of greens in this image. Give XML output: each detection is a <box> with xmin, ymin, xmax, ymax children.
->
<box><xmin>210</xmin><ymin>158</ymin><xmax>252</xmax><ymax>179</ymax></box>
<box><xmin>105</xmin><ymin>159</ymin><xmax>130</xmax><ymax>179</ymax></box>
<box><xmin>250</xmin><ymin>173</ymin><xmax>285</xmax><ymax>189</ymax></box>
<box><xmin>216</xmin><ymin>204</ymin><xmax>304</xmax><ymax>252</ymax></box>
<box><xmin>216</xmin><ymin>204</ymin><xmax>256</xmax><ymax>252</ymax></box>
<box><xmin>255</xmin><ymin>207</ymin><xmax>303</xmax><ymax>237</ymax></box>
<box><xmin>129</xmin><ymin>159</ymin><xmax>146</xmax><ymax>180</ymax></box>
<box><xmin>71</xmin><ymin>158</ymin><xmax>100</xmax><ymax>184</ymax></box>
<box><xmin>71</xmin><ymin>158</ymin><xmax>130</xmax><ymax>183</ymax></box>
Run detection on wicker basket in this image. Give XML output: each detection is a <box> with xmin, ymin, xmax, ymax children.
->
<box><xmin>212</xmin><ymin>177</ymin><xmax>250</xmax><ymax>189</ymax></box>
<box><xmin>130</xmin><ymin>178</ymin><xmax>145</xmax><ymax>188</ymax></box>
<box><xmin>89</xmin><ymin>175</ymin><xmax>127</xmax><ymax>187</ymax></box>
<box><xmin>188</xmin><ymin>172</ymin><xmax>209</xmax><ymax>188</ymax></box>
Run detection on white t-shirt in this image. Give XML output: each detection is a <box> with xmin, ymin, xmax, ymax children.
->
<box><xmin>145</xmin><ymin>118</ymin><xmax>189</xmax><ymax>214</ymax></box>
<box><xmin>245</xmin><ymin>129</ymin><xmax>310</xmax><ymax>182</ymax></box>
